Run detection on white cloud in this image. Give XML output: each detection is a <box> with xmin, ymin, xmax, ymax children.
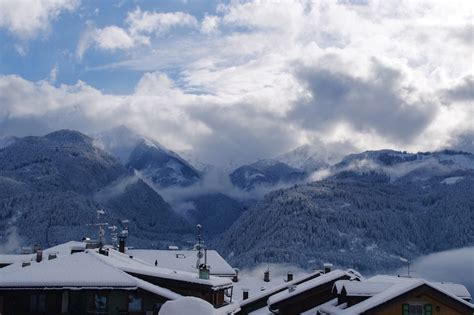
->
<box><xmin>76</xmin><ymin>23</ymin><xmax>135</xmax><ymax>59</ymax></box>
<box><xmin>201</xmin><ymin>15</ymin><xmax>220</xmax><ymax>34</ymax></box>
<box><xmin>49</xmin><ymin>64</ymin><xmax>58</xmax><ymax>83</ymax></box>
<box><xmin>126</xmin><ymin>8</ymin><xmax>198</xmax><ymax>35</ymax></box>
<box><xmin>76</xmin><ymin>7</ymin><xmax>199</xmax><ymax>58</ymax></box>
<box><xmin>94</xmin><ymin>25</ymin><xmax>134</xmax><ymax>50</ymax></box>
<box><xmin>0</xmin><ymin>0</ymin><xmax>78</xmax><ymax>39</ymax></box>
<box><xmin>2</xmin><ymin>0</ymin><xmax>474</xmax><ymax>166</ymax></box>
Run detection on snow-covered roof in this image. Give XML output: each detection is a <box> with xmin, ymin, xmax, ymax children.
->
<box><xmin>366</xmin><ymin>275</ymin><xmax>472</xmax><ymax>300</ymax></box>
<box><xmin>336</xmin><ymin>280</ymin><xmax>392</xmax><ymax>296</ymax></box>
<box><xmin>0</xmin><ymin>250</ymin><xmax>182</xmax><ymax>300</ymax></box>
<box><xmin>239</xmin><ymin>270</ymin><xmax>322</xmax><ymax>307</ymax></box>
<box><xmin>0</xmin><ymin>241</ymin><xmax>87</xmax><ymax>266</ymax></box>
<box><xmin>306</xmin><ymin>298</ymin><xmax>346</xmax><ymax>315</ymax></box>
<box><xmin>431</xmin><ymin>282</ymin><xmax>472</xmax><ymax>300</ymax></box>
<box><xmin>323</xmin><ymin>276</ymin><xmax>474</xmax><ymax>315</ymax></box>
<box><xmin>267</xmin><ymin>270</ymin><xmax>356</xmax><ymax>306</ymax></box>
<box><xmin>128</xmin><ymin>249</ymin><xmax>236</xmax><ymax>276</ymax></box>
<box><xmin>91</xmin><ymin>249</ymin><xmax>233</xmax><ymax>289</ymax></box>
<box><xmin>160</xmin><ymin>296</ymin><xmax>240</xmax><ymax>315</ymax></box>
<box><xmin>0</xmin><ymin>251</ymin><xmax>135</xmax><ymax>289</ymax></box>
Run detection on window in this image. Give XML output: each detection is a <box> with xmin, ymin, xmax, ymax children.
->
<box><xmin>30</xmin><ymin>294</ymin><xmax>46</xmax><ymax>312</ymax></box>
<box><xmin>128</xmin><ymin>294</ymin><xmax>142</xmax><ymax>311</ymax></box>
<box><xmin>402</xmin><ymin>303</ymin><xmax>432</xmax><ymax>315</ymax></box>
<box><xmin>94</xmin><ymin>293</ymin><xmax>107</xmax><ymax>312</ymax></box>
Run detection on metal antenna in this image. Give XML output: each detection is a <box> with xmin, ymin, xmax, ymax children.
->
<box><xmin>400</xmin><ymin>257</ymin><xmax>410</xmax><ymax>277</ymax></box>
<box><xmin>196</xmin><ymin>224</ymin><xmax>204</xmax><ymax>269</ymax></box>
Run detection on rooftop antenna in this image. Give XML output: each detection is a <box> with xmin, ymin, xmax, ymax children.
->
<box><xmin>96</xmin><ymin>209</ymin><xmax>108</xmax><ymax>248</ymax></box>
<box><xmin>399</xmin><ymin>256</ymin><xmax>410</xmax><ymax>277</ymax></box>
<box><xmin>117</xmin><ymin>220</ymin><xmax>129</xmax><ymax>253</ymax></box>
<box><xmin>195</xmin><ymin>224</ymin><xmax>210</xmax><ymax>279</ymax></box>
<box><xmin>196</xmin><ymin>224</ymin><xmax>204</xmax><ymax>269</ymax></box>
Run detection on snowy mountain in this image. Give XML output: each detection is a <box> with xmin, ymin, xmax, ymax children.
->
<box><xmin>333</xmin><ymin>149</ymin><xmax>474</xmax><ymax>180</ymax></box>
<box><xmin>276</xmin><ymin>144</ymin><xmax>345</xmax><ymax>172</ymax></box>
<box><xmin>215</xmin><ymin>150</ymin><xmax>474</xmax><ymax>272</ymax></box>
<box><xmin>229</xmin><ymin>159</ymin><xmax>307</xmax><ymax>191</ymax></box>
<box><xmin>184</xmin><ymin>193</ymin><xmax>247</xmax><ymax>236</ymax></box>
<box><xmin>95</xmin><ymin>126</ymin><xmax>201</xmax><ymax>188</ymax></box>
<box><xmin>0</xmin><ymin>130</ymin><xmax>193</xmax><ymax>249</ymax></box>
<box><xmin>0</xmin><ymin>136</ymin><xmax>17</xmax><ymax>149</ymax></box>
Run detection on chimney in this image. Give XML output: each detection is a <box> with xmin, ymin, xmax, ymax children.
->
<box><xmin>324</xmin><ymin>263</ymin><xmax>333</xmax><ymax>274</ymax></box>
<box><xmin>287</xmin><ymin>272</ymin><xmax>294</xmax><ymax>282</ymax></box>
<box><xmin>233</xmin><ymin>268</ymin><xmax>239</xmax><ymax>282</ymax></box>
<box><xmin>199</xmin><ymin>264</ymin><xmax>210</xmax><ymax>280</ymax></box>
<box><xmin>118</xmin><ymin>237</ymin><xmax>125</xmax><ymax>253</ymax></box>
<box><xmin>242</xmin><ymin>288</ymin><xmax>249</xmax><ymax>300</ymax></box>
<box><xmin>118</xmin><ymin>229</ymin><xmax>128</xmax><ymax>253</ymax></box>
<box><xmin>32</xmin><ymin>244</ymin><xmax>40</xmax><ymax>254</ymax></box>
<box><xmin>36</xmin><ymin>250</ymin><xmax>43</xmax><ymax>263</ymax></box>
<box><xmin>264</xmin><ymin>269</ymin><xmax>270</xmax><ymax>282</ymax></box>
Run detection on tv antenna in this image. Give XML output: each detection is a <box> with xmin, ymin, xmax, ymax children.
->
<box><xmin>399</xmin><ymin>256</ymin><xmax>410</xmax><ymax>277</ymax></box>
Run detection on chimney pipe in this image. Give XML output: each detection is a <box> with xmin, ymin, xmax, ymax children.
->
<box><xmin>264</xmin><ymin>269</ymin><xmax>270</xmax><ymax>282</ymax></box>
<box><xmin>287</xmin><ymin>272</ymin><xmax>293</xmax><ymax>282</ymax></box>
<box><xmin>36</xmin><ymin>250</ymin><xmax>43</xmax><ymax>263</ymax></box>
<box><xmin>118</xmin><ymin>237</ymin><xmax>125</xmax><ymax>253</ymax></box>
<box><xmin>324</xmin><ymin>263</ymin><xmax>333</xmax><ymax>274</ymax></box>
<box><xmin>242</xmin><ymin>289</ymin><xmax>249</xmax><ymax>300</ymax></box>
<box><xmin>288</xmin><ymin>285</ymin><xmax>297</xmax><ymax>293</ymax></box>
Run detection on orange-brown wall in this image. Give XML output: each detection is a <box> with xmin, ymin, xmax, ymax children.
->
<box><xmin>371</xmin><ymin>294</ymin><xmax>465</xmax><ymax>315</ymax></box>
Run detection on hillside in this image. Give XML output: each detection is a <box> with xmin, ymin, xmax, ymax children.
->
<box><xmin>230</xmin><ymin>159</ymin><xmax>307</xmax><ymax>191</ymax></box>
<box><xmin>0</xmin><ymin>130</ymin><xmax>192</xmax><ymax>249</ymax></box>
<box><xmin>95</xmin><ymin>126</ymin><xmax>201</xmax><ymax>188</ymax></box>
<box><xmin>214</xmin><ymin>151</ymin><xmax>474</xmax><ymax>272</ymax></box>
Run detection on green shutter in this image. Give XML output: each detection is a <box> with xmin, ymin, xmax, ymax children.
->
<box><xmin>424</xmin><ymin>304</ymin><xmax>433</xmax><ymax>315</ymax></box>
<box><xmin>402</xmin><ymin>303</ymin><xmax>409</xmax><ymax>315</ymax></box>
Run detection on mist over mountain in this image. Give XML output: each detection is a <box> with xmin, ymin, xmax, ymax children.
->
<box><xmin>0</xmin><ymin>128</ymin><xmax>472</xmax><ymax>276</ymax></box>
<box><xmin>95</xmin><ymin>126</ymin><xmax>201</xmax><ymax>189</ymax></box>
<box><xmin>214</xmin><ymin>150</ymin><xmax>474</xmax><ymax>272</ymax></box>
<box><xmin>0</xmin><ymin>130</ymin><xmax>193</xmax><ymax>250</ymax></box>
<box><xmin>230</xmin><ymin>159</ymin><xmax>307</xmax><ymax>191</ymax></box>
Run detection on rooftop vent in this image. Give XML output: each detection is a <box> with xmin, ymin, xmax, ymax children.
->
<box><xmin>288</xmin><ymin>285</ymin><xmax>297</xmax><ymax>293</ymax></box>
<box><xmin>48</xmin><ymin>253</ymin><xmax>57</xmax><ymax>260</ymax></box>
<box><xmin>324</xmin><ymin>263</ymin><xmax>333</xmax><ymax>274</ymax></box>
<box><xmin>264</xmin><ymin>269</ymin><xmax>270</xmax><ymax>282</ymax></box>
<box><xmin>287</xmin><ymin>272</ymin><xmax>294</xmax><ymax>282</ymax></box>
<box><xmin>22</xmin><ymin>262</ymin><xmax>31</xmax><ymax>268</ymax></box>
<box><xmin>242</xmin><ymin>288</ymin><xmax>249</xmax><ymax>300</ymax></box>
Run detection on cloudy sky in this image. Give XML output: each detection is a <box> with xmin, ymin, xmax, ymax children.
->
<box><xmin>0</xmin><ymin>0</ymin><xmax>472</xmax><ymax>165</ymax></box>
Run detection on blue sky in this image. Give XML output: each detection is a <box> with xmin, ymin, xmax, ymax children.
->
<box><xmin>0</xmin><ymin>1</ymin><xmax>223</xmax><ymax>93</ymax></box>
<box><xmin>0</xmin><ymin>0</ymin><xmax>472</xmax><ymax>165</ymax></box>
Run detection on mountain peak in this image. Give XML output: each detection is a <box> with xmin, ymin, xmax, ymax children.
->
<box><xmin>44</xmin><ymin>129</ymin><xmax>92</xmax><ymax>144</ymax></box>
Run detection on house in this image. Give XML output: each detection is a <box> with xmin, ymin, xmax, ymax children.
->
<box><xmin>317</xmin><ymin>275</ymin><xmax>474</xmax><ymax>315</ymax></box>
<box><xmin>128</xmin><ymin>249</ymin><xmax>237</xmax><ymax>280</ymax></box>
<box><xmin>237</xmin><ymin>270</ymin><xmax>324</xmax><ymax>315</ymax></box>
<box><xmin>0</xmin><ymin>241</ymin><xmax>238</xmax><ymax>315</ymax></box>
<box><xmin>92</xmin><ymin>248</ymin><xmax>234</xmax><ymax>307</ymax></box>
<box><xmin>0</xmin><ymin>251</ymin><xmax>181</xmax><ymax>315</ymax></box>
<box><xmin>265</xmin><ymin>269</ymin><xmax>361</xmax><ymax>315</ymax></box>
